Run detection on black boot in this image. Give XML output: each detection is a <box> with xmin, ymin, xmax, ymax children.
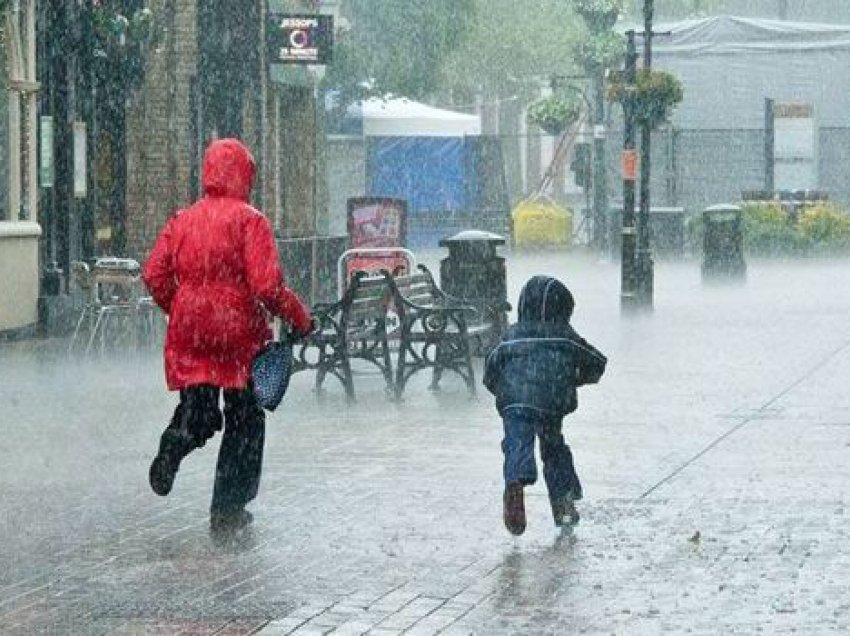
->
<box><xmin>149</xmin><ymin>429</ymin><xmax>190</xmax><ymax>496</ymax></box>
<box><xmin>149</xmin><ymin>387</ymin><xmax>221</xmax><ymax>497</ymax></box>
<box><xmin>210</xmin><ymin>508</ymin><xmax>254</xmax><ymax>535</ymax></box>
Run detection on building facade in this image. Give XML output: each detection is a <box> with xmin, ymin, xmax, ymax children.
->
<box><xmin>17</xmin><ymin>0</ymin><xmax>327</xmax><ymax>333</ymax></box>
<box><xmin>0</xmin><ymin>0</ymin><xmax>41</xmax><ymax>333</ymax></box>
<box><xmin>124</xmin><ymin>0</ymin><xmax>326</xmax><ymax>261</ymax></box>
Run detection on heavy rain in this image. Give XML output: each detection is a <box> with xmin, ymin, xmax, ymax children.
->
<box><xmin>2</xmin><ymin>1</ymin><xmax>850</xmax><ymax>634</ymax></box>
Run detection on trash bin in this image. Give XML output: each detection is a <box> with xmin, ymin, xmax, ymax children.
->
<box><xmin>511</xmin><ymin>196</ymin><xmax>572</xmax><ymax>248</ymax></box>
<box><xmin>37</xmin><ymin>262</ymin><xmax>64</xmax><ymax>335</ymax></box>
<box><xmin>439</xmin><ymin>230</ymin><xmax>510</xmax><ymax>353</ymax></box>
<box><xmin>41</xmin><ymin>262</ymin><xmax>63</xmax><ymax>296</ymax></box>
<box><xmin>702</xmin><ymin>204</ymin><xmax>746</xmax><ymax>280</ymax></box>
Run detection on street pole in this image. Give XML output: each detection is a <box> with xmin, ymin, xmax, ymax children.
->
<box><xmin>592</xmin><ymin>67</ymin><xmax>608</xmax><ymax>253</ymax></box>
<box><xmin>636</xmin><ymin>0</ymin><xmax>655</xmax><ymax>309</ymax></box>
<box><xmin>620</xmin><ymin>30</ymin><xmax>638</xmax><ymax>311</ymax></box>
<box><xmin>764</xmin><ymin>97</ymin><xmax>775</xmax><ymax>193</ymax></box>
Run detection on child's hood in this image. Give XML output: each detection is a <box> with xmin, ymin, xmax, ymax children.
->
<box><xmin>517</xmin><ymin>275</ymin><xmax>574</xmax><ymax>325</ymax></box>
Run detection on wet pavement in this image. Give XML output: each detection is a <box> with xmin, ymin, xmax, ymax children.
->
<box><xmin>2</xmin><ymin>251</ymin><xmax>850</xmax><ymax>635</ymax></box>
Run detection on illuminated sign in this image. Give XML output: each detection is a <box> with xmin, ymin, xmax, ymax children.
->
<box><xmin>268</xmin><ymin>14</ymin><xmax>333</xmax><ymax>65</ymax></box>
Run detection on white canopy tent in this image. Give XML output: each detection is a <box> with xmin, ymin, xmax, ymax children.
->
<box><xmin>608</xmin><ymin>16</ymin><xmax>850</xmax><ymax>205</ymax></box>
<box><xmin>347</xmin><ymin>97</ymin><xmax>481</xmax><ymax>137</ymax></box>
<box><xmin>649</xmin><ymin>16</ymin><xmax>850</xmax><ymax>129</ymax></box>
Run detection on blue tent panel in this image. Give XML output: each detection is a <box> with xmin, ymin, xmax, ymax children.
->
<box><xmin>365</xmin><ymin>136</ymin><xmax>509</xmax><ymax>248</ymax></box>
<box><xmin>367</xmin><ymin>136</ymin><xmax>468</xmax><ymax>214</ymax></box>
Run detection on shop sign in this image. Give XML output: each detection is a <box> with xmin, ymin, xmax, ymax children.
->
<box><xmin>267</xmin><ymin>14</ymin><xmax>333</xmax><ymax>65</ymax></box>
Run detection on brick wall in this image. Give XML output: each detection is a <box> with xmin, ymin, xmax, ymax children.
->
<box><xmin>125</xmin><ymin>0</ymin><xmax>198</xmax><ymax>261</ymax></box>
<box><xmin>123</xmin><ymin>0</ymin><xmax>325</xmax><ymax>259</ymax></box>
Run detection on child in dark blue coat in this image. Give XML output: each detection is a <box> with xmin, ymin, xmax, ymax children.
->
<box><xmin>484</xmin><ymin>275</ymin><xmax>607</xmax><ymax>535</ymax></box>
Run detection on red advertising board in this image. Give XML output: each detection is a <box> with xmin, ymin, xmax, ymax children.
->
<box><xmin>346</xmin><ymin>197</ymin><xmax>409</xmax><ymax>277</ymax></box>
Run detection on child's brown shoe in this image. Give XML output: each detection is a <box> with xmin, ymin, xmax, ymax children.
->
<box><xmin>503</xmin><ymin>482</ymin><xmax>526</xmax><ymax>536</ymax></box>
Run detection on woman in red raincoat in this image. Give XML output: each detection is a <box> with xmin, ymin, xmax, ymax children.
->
<box><xmin>143</xmin><ymin>138</ymin><xmax>312</xmax><ymax>533</ymax></box>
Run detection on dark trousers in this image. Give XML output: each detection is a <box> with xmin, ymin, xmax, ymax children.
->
<box><xmin>159</xmin><ymin>384</ymin><xmax>265</xmax><ymax>515</ymax></box>
<box><xmin>501</xmin><ymin>407</ymin><xmax>582</xmax><ymax>502</ymax></box>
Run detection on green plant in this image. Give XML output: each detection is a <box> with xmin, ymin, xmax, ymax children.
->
<box><xmin>609</xmin><ymin>68</ymin><xmax>684</xmax><ymax>129</ymax></box>
<box><xmin>128</xmin><ymin>7</ymin><xmax>155</xmax><ymax>43</ymax></box>
<box><xmin>91</xmin><ymin>5</ymin><xmax>160</xmax><ymax>93</ymax></box>
<box><xmin>797</xmin><ymin>204</ymin><xmax>850</xmax><ymax>254</ymax></box>
<box><xmin>527</xmin><ymin>93</ymin><xmax>583</xmax><ymax>136</ymax></box>
<box><xmin>574</xmin><ymin>0</ymin><xmax>623</xmax><ymax>30</ymax></box>
<box><xmin>574</xmin><ymin>30</ymin><xmax>625</xmax><ymax>71</ymax></box>
<box><xmin>327</xmin><ymin>0</ymin><xmax>475</xmax><ymax>106</ymax></box>
<box><xmin>741</xmin><ymin>202</ymin><xmax>803</xmax><ymax>256</ymax></box>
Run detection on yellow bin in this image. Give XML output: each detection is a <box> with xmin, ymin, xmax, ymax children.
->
<box><xmin>511</xmin><ymin>196</ymin><xmax>573</xmax><ymax>248</ymax></box>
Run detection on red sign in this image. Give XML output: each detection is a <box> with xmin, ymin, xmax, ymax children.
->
<box><xmin>622</xmin><ymin>150</ymin><xmax>638</xmax><ymax>181</ymax></box>
<box><xmin>346</xmin><ymin>197</ymin><xmax>408</xmax><ymax>277</ymax></box>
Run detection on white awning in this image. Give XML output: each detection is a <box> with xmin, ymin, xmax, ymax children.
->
<box><xmin>349</xmin><ymin>97</ymin><xmax>481</xmax><ymax>137</ymax></box>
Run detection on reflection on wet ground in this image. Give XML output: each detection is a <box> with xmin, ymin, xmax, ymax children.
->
<box><xmin>3</xmin><ymin>254</ymin><xmax>850</xmax><ymax>633</ymax></box>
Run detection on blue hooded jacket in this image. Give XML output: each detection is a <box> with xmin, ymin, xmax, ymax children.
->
<box><xmin>483</xmin><ymin>275</ymin><xmax>607</xmax><ymax>418</ymax></box>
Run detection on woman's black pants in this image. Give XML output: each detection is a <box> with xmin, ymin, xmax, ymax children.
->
<box><xmin>159</xmin><ymin>384</ymin><xmax>265</xmax><ymax>515</ymax></box>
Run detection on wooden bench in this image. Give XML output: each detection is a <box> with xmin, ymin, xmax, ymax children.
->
<box><xmin>383</xmin><ymin>265</ymin><xmax>493</xmax><ymax>399</ymax></box>
<box><xmin>292</xmin><ymin>271</ymin><xmax>393</xmax><ymax>400</ymax></box>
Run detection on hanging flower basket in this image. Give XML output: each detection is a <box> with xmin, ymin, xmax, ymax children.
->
<box><xmin>128</xmin><ymin>8</ymin><xmax>155</xmax><ymax>43</ymax></box>
<box><xmin>608</xmin><ymin>68</ymin><xmax>683</xmax><ymax>129</ymax></box>
<box><xmin>574</xmin><ymin>31</ymin><xmax>625</xmax><ymax>72</ymax></box>
<box><xmin>93</xmin><ymin>6</ymin><xmax>157</xmax><ymax>50</ymax></box>
<box><xmin>527</xmin><ymin>93</ymin><xmax>583</xmax><ymax>136</ymax></box>
<box><xmin>574</xmin><ymin>0</ymin><xmax>622</xmax><ymax>31</ymax></box>
<box><xmin>91</xmin><ymin>6</ymin><xmax>160</xmax><ymax>92</ymax></box>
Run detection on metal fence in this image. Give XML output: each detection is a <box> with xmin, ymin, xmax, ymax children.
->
<box><xmin>277</xmin><ymin>235</ymin><xmax>348</xmax><ymax>306</ymax></box>
<box><xmin>325</xmin><ymin>125</ymin><xmax>850</xmax><ymax>253</ymax></box>
<box><xmin>604</xmin><ymin>126</ymin><xmax>850</xmax><ymax>215</ymax></box>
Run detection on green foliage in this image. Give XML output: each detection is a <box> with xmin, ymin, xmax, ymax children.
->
<box><xmin>741</xmin><ymin>202</ymin><xmax>802</xmax><ymax>256</ymax></box>
<box><xmin>575</xmin><ymin>0</ymin><xmax>623</xmax><ymax>10</ymax></box>
<box><xmin>440</xmin><ymin>0</ymin><xmax>582</xmax><ymax>99</ymax></box>
<box><xmin>608</xmin><ymin>68</ymin><xmax>683</xmax><ymax>129</ymax></box>
<box><xmin>127</xmin><ymin>7</ymin><xmax>155</xmax><ymax>43</ymax></box>
<box><xmin>687</xmin><ymin>202</ymin><xmax>850</xmax><ymax>258</ymax></box>
<box><xmin>322</xmin><ymin>0</ymin><xmax>716</xmax><ymax>125</ymax></box>
<box><xmin>617</xmin><ymin>0</ymin><xmax>721</xmax><ymax>20</ymax></box>
<box><xmin>739</xmin><ymin>202</ymin><xmax>850</xmax><ymax>257</ymax></box>
<box><xmin>574</xmin><ymin>30</ymin><xmax>625</xmax><ymax>71</ymax></box>
<box><xmin>574</xmin><ymin>0</ymin><xmax>624</xmax><ymax>30</ymax></box>
<box><xmin>91</xmin><ymin>5</ymin><xmax>159</xmax><ymax>93</ymax></box>
<box><xmin>647</xmin><ymin>0</ymin><xmax>721</xmax><ymax>19</ymax></box>
<box><xmin>797</xmin><ymin>204</ymin><xmax>850</xmax><ymax>254</ymax></box>
<box><xmin>527</xmin><ymin>93</ymin><xmax>583</xmax><ymax>135</ymax></box>
<box><xmin>324</xmin><ymin>0</ymin><xmax>475</xmax><ymax>107</ymax></box>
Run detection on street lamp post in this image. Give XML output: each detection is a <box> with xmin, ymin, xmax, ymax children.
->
<box><xmin>636</xmin><ymin>0</ymin><xmax>655</xmax><ymax>309</ymax></box>
<box><xmin>620</xmin><ymin>30</ymin><xmax>639</xmax><ymax>311</ymax></box>
<box><xmin>592</xmin><ymin>68</ymin><xmax>608</xmax><ymax>253</ymax></box>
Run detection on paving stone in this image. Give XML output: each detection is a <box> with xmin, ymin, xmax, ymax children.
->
<box><xmin>3</xmin><ymin>256</ymin><xmax>850</xmax><ymax>633</ymax></box>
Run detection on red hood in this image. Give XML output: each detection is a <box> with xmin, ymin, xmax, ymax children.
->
<box><xmin>202</xmin><ymin>138</ymin><xmax>256</xmax><ymax>201</ymax></box>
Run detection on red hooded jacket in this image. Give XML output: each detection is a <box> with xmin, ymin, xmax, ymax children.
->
<box><xmin>143</xmin><ymin>138</ymin><xmax>312</xmax><ymax>390</ymax></box>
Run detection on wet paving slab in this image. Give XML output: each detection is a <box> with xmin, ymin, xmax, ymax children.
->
<box><xmin>2</xmin><ymin>254</ymin><xmax>850</xmax><ymax>634</ymax></box>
